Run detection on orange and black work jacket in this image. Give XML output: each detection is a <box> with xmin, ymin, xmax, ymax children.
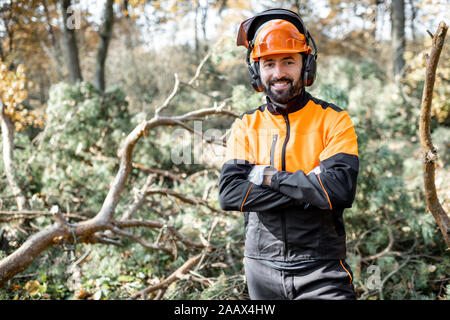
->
<box><xmin>218</xmin><ymin>89</ymin><xmax>359</xmax><ymax>261</ymax></box>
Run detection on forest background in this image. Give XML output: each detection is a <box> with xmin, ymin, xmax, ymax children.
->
<box><xmin>0</xmin><ymin>0</ymin><xmax>448</xmax><ymax>300</ymax></box>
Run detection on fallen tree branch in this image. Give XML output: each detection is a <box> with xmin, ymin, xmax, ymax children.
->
<box><xmin>0</xmin><ymin>49</ymin><xmax>237</xmax><ymax>286</ymax></box>
<box><xmin>418</xmin><ymin>21</ymin><xmax>449</xmax><ymax>248</ymax></box>
<box><xmin>129</xmin><ymin>254</ymin><xmax>201</xmax><ymax>299</ymax></box>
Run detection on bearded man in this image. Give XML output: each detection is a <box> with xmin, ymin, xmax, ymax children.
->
<box><xmin>218</xmin><ymin>8</ymin><xmax>359</xmax><ymax>300</ymax></box>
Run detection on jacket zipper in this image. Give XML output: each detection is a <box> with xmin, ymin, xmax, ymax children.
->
<box><xmin>281</xmin><ymin>113</ymin><xmax>290</xmax><ymax>260</ymax></box>
<box><xmin>270</xmin><ymin>134</ymin><xmax>278</xmax><ymax>167</ymax></box>
<box><xmin>281</xmin><ymin>114</ymin><xmax>290</xmax><ymax>171</ymax></box>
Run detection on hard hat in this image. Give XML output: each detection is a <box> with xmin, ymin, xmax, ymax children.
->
<box><xmin>250</xmin><ymin>20</ymin><xmax>312</xmax><ymax>61</ymax></box>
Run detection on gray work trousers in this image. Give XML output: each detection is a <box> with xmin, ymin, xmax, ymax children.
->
<box><xmin>244</xmin><ymin>257</ymin><xmax>356</xmax><ymax>300</ymax></box>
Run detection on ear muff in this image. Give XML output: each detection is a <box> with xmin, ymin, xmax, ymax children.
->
<box><xmin>248</xmin><ymin>60</ymin><xmax>263</xmax><ymax>92</ymax></box>
<box><xmin>302</xmin><ymin>53</ymin><xmax>317</xmax><ymax>87</ymax></box>
<box><xmin>246</xmin><ymin>44</ymin><xmax>263</xmax><ymax>92</ymax></box>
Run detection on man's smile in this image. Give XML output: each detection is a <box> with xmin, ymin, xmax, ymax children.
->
<box><xmin>270</xmin><ymin>79</ymin><xmax>292</xmax><ymax>92</ymax></box>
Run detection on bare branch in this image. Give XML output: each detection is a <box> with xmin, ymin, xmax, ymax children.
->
<box><xmin>361</xmin><ymin>224</ymin><xmax>402</xmax><ymax>262</ymax></box>
<box><xmin>131</xmin><ymin>164</ymin><xmax>184</xmax><ymax>182</ymax></box>
<box><xmin>113</xmin><ymin>219</ymin><xmax>164</xmax><ymax>229</ymax></box>
<box><xmin>155</xmin><ymin>73</ymin><xmax>180</xmax><ymax>117</ymax></box>
<box><xmin>166</xmin><ymin>226</ymin><xmax>205</xmax><ymax>249</ymax></box>
<box><xmin>188</xmin><ymin>50</ymin><xmax>213</xmax><ymax>86</ymax></box>
<box><xmin>194</xmin><ymin>218</ymin><xmax>219</xmax><ymax>271</ymax></box>
<box><xmin>113</xmin><ymin>219</ymin><xmax>206</xmax><ymax>250</ymax></box>
<box><xmin>0</xmin><ymin>210</ymin><xmax>89</xmax><ymax>222</ymax></box>
<box><xmin>110</xmin><ymin>226</ymin><xmax>174</xmax><ymax>257</ymax></box>
<box><xmin>146</xmin><ymin>188</ymin><xmax>227</xmax><ymax>215</ymax></box>
<box><xmin>418</xmin><ymin>21</ymin><xmax>449</xmax><ymax>248</ymax></box>
<box><xmin>378</xmin><ymin>257</ymin><xmax>411</xmax><ymax>300</ymax></box>
<box><xmin>120</xmin><ymin>174</ymin><xmax>156</xmax><ymax>221</ymax></box>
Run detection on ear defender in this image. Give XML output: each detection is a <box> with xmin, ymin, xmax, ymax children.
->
<box><xmin>248</xmin><ymin>60</ymin><xmax>263</xmax><ymax>92</ymax></box>
<box><xmin>246</xmin><ymin>44</ymin><xmax>263</xmax><ymax>92</ymax></box>
<box><xmin>302</xmin><ymin>53</ymin><xmax>317</xmax><ymax>87</ymax></box>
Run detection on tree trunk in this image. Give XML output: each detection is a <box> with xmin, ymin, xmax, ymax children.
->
<box><xmin>43</xmin><ymin>0</ymin><xmax>64</xmax><ymax>80</ymax></box>
<box><xmin>201</xmin><ymin>4</ymin><xmax>208</xmax><ymax>52</ymax></box>
<box><xmin>94</xmin><ymin>0</ymin><xmax>114</xmax><ymax>93</ymax></box>
<box><xmin>0</xmin><ymin>41</ymin><xmax>4</xmax><ymax>61</ymax></box>
<box><xmin>0</xmin><ymin>100</ymin><xmax>27</xmax><ymax>211</ymax></box>
<box><xmin>194</xmin><ymin>2</ymin><xmax>199</xmax><ymax>59</ymax></box>
<box><xmin>391</xmin><ymin>0</ymin><xmax>405</xmax><ymax>79</ymax></box>
<box><xmin>60</xmin><ymin>0</ymin><xmax>83</xmax><ymax>84</ymax></box>
<box><xmin>409</xmin><ymin>0</ymin><xmax>416</xmax><ymax>41</ymax></box>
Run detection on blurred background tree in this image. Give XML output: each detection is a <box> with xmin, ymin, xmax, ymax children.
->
<box><xmin>0</xmin><ymin>0</ymin><xmax>448</xmax><ymax>300</ymax></box>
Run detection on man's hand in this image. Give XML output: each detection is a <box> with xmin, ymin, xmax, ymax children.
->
<box><xmin>248</xmin><ymin>165</ymin><xmax>277</xmax><ymax>186</ymax></box>
<box><xmin>262</xmin><ymin>169</ymin><xmax>276</xmax><ymax>186</ymax></box>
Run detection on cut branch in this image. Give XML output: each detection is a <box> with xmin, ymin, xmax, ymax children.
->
<box><xmin>418</xmin><ymin>21</ymin><xmax>449</xmax><ymax>248</ymax></box>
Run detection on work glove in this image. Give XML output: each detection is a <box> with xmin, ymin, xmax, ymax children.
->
<box><xmin>248</xmin><ymin>165</ymin><xmax>277</xmax><ymax>186</ymax></box>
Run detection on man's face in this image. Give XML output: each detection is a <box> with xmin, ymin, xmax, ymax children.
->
<box><xmin>259</xmin><ymin>52</ymin><xmax>303</xmax><ymax>104</ymax></box>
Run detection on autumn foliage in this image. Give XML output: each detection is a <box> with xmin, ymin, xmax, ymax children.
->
<box><xmin>0</xmin><ymin>60</ymin><xmax>44</xmax><ymax>131</ymax></box>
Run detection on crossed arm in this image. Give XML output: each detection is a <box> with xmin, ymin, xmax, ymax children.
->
<box><xmin>218</xmin><ymin>154</ymin><xmax>358</xmax><ymax>212</ymax></box>
<box><xmin>218</xmin><ymin>112</ymin><xmax>359</xmax><ymax>212</ymax></box>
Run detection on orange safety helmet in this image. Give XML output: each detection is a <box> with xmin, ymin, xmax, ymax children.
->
<box><xmin>237</xmin><ymin>8</ymin><xmax>318</xmax><ymax>91</ymax></box>
<box><xmin>250</xmin><ymin>20</ymin><xmax>312</xmax><ymax>61</ymax></box>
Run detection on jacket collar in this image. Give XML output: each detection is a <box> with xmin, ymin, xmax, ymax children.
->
<box><xmin>266</xmin><ymin>88</ymin><xmax>310</xmax><ymax>115</ymax></box>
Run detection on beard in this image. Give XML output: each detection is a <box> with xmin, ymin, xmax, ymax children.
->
<box><xmin>262</xmin><ymin>75</ymin><xmax>303</xmax><ymax>105</ymax></box>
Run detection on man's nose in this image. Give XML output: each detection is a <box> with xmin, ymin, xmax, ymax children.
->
<box><xmin>272</xmin><ymin>63</ymin><xmax>285</xmax><ymax>79</ymax></box>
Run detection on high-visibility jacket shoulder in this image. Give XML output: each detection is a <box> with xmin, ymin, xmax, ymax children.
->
<box><xmin>218</xmin><ymin>90</ymin><xmax>359</xmax><ymax>261</ymax></box>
